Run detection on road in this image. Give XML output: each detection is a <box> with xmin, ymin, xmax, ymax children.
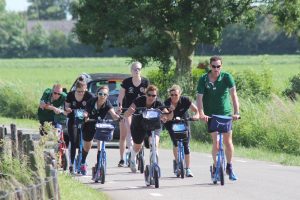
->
<box><xmin>73</xmin><ymin>146</ymin><xmax>300</xmax><ymax>200</ymax></box>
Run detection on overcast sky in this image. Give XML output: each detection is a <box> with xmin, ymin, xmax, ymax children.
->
<box><xmin>5</xmin><ymin>0</ymin><xmax>30</xmax><ymax>11</ymax></box>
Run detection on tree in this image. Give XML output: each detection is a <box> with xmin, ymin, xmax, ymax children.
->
<box><xmin>27</xmin><ymin>0</ymin><xmax>69</xmax><ymax>20</ymax></box>
<box><xmin>0</xmin><ymin>5</ymin><xmax>27</xmax><ymax>58</ymax></box>
<box><xmin>74</xmin><ymin>0</ymin><xmax>257</xmax><ymax>77</ymax></box>
<box><xmin>270</xmin><ymin>0</ymin><xmax>300</xmax><ymax>41</ymax></box>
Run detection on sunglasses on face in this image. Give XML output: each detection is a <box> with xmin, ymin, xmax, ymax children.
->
<box><xmin>147</xmin><ymin>93</ymin><xmax>157</xmax><ymax>97</ymax></box>
<box><xmin>98</xmin><ymin>92</ymin><xmax>108</xmax><ymax>97</ymax></box>
<box><xmin>53</xmin><ymin>92</ymin><xmax>61</xmax><ymax>96</ymax></box>
<box><xmin>133</xmin><ymin>68</ymin><xmax>141</xmax><ymax>72</ymax></box>
<box><xmin>170</xmin><ymin>93</ymin><xmax>179</xmax><ymax>97</ymax></box>
<box><xmin>211</xmin><ymin>65</ymin><xmax>221</xmax><ymax>69</ymax></box>
<box><xmin>76</xmin><ymin>90</ymin><xmax>85</xmax><ymax>94</ymax></box>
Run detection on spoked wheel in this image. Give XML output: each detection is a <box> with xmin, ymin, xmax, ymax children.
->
<box><xmin>62</xmin><ymin>153</ymin><xmax>68</xmax><ymax>171</ymax></box>
<box><xmin>100</xmin><ymin>165</ymin><xmax>105</xmax><ymax>184</ymax></box>
<box><xmin>139</xmin><ymin>157</ymin><xmax>144</xmax><ymax>174</ymax></box>
<box><xmin>144</xmin><ymin>165</ymin><xmax>151</xmax><ymax>186</ymax></box>
<box><xmin>179</xmin><ymin>161</ymin><xmax>184</xmax><ymax>179</ymax></box>
<box><xmin>210</xmin><ymin>166</ymin><xmax>217</xmax><ymax>184</ymax></box>
<box><xmin>220</xmin><ymin>165</ymin><xmax>224</xmax><ymax>186</ymax></box>
<box><xmin>154</xmin><ymin>168</ymin><xmax>159</xmax><ymax>188</ymax></box>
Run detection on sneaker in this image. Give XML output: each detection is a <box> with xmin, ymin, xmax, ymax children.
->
<box><xmin>80</xmin><ymin>163</ymin><xmax>87</xmax><ymax>175</ymax></box>
<box><xmin>129</xmin><ymin>160</ymin><xmax>137</xmax><ymax>173</ymax></box>
<box><xmin>118</xmin><ymin>159</ymin><xmax>125</xmax><ymax>167</ymax></box>
<box><xmin>69</xmin><ymin>165</ymin><xmax>74</xmax><ymax>174</ymax></box>
<box><xmin>185</xmin><ymin>168</ymin><xmax>194</xmax><ymax>177</ymax></box>
<box><xmin>226</xmin><ymin>165</ymin><xmax>238</xmax><ymax>181</ymax></box>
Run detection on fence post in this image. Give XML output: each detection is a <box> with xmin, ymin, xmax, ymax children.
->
<box><xmin>17</xmin><ymin>130</ymin><xmax>23</xmax><ymax>160</ymax></box>
<box><xmin>10</xmin><ymin>124</ymin><xmax>18</xmax><ymax>159</ymax></box>
<box><xmin>50</xmin><ymin>166</ymin><xmax>60</xmax><ymax>200</ymax></box>
<box><xmin>15</xmin><ymin>188</ymin><xmax>24</xmax><ymax>200</ymax></box>
<box><xmin>0</xmin><ymin>127</ymin><xmax>4</xmax><ymax>158</ymax></box>
<box><xmin>45</xmin><ymin>165</ymin><xmax>55</xmax><ymax>199</ymax></box>
<box><xmin>0</xmin><ymin>191</ymin><xmax>9</xmax><ymax>200</ymax></box>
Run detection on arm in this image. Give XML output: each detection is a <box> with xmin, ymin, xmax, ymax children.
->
<box><xmin>189</xmin><ymin>102</ymin><xmax>199</xmax><ymax>120</ymax></box>
<box><xmin>117</xmin><ymin>87</ymin><xmax>126</xmax><ymax>112</ymax></box>
<box><xmin>64</xmin><ymin>102</ymin><xmax>72</xmax><ymax>114</ymax></box>
<box><xmin>230</xmin><ymin>87</ymin><xmax>240</xmax><ymax>120</ymax></box>
<box><xmin>196</xmin><ymin>93</ymin><xmax>209</xmax><ymax>122</ymax></box>
<box><xmin>108</xmin><ymin>108</ymin><xmax>121</xmax><ymax>121</ymax></box>
<box><xmin>124</xmin><ymin>103</ymin><xmax>136</xmax><ymax>118</ymax></box>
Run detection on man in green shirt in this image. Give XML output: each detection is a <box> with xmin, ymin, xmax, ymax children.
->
<box><xmin>196</xmin><ymin>56</ymin><xmax>240</xmax><ymax>181</ymax></box>
<box><xmin>38</xmin><ymin>84</ymin><xmax>67</xmax><ymax>135</ymax></box>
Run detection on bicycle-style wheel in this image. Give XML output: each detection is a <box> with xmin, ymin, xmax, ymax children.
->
<box><xmin>62</xmin><ymin>153</ymin><xmax>68</xmax><ymax>171</ymax></box>
<box><xmin>100</xmin><ymin>165</ymin><xmax>105</xmax><ymax>184</ymax></box>
<box><xmin>139</xmin><ymin>156</ymin><xmax>144</xmax><ymax>174</ymax></box>
<box><xmin>220</xmin><ymin>165</ymin><xmax>224</xmax><ymax>186</ymax></box>
<box><xmin>154</xmin><ymin>168</ymin><xmax>159</xmax><ymax>188</ymax></box>
<box><xmin>179</xmin><ymin>161</ymin><xmax>184</xmax><ymax>179</ymax></box>
<box><xmin>144</xmin><ymin>165</ymin><xmax>151</xmax><ymax>186</ymax></box>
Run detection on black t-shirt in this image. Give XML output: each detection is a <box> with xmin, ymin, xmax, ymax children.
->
<box><xmin>86</xmin><ymin>97</ymin><xmax>113</xmax><ymax>120</ymax></box>
<box><xmin>66</xmin><ymin>91</ymin><xmax>94</xmax><ymax>120</ymax></box>
<box><xmin>121</xmin><ymin>77</ymin><xmax>149</xmax><ymax>108</ymax></box>
<box><xmin>164</xmin><ymin>96</ymin><xmax>192</xmax><ymax>128</ymax></box>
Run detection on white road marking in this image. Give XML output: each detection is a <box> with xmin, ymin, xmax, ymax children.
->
<box><xmin>236</xmin><ymin>159</ymin><xmax>247</xmax><ymax>163</ymax></box>
<box><xmin>150</xmin><ymin>193</ymin><xmax>163</xmax><ymax>197</ymax></box>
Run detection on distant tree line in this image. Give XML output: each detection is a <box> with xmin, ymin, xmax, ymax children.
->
<box><xmin>0</xmin><ymin>0</ymin><xmax>299</xmax><ymax>58</ymax></box>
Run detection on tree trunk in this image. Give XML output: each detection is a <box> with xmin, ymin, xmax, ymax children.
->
<box><xmin>174</xmin><ymin>43</ymin><xmax>195</xmax><ymax>77</ymax></box>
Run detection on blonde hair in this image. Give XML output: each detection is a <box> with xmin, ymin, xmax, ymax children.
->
<box><xmin>131</xmin><ymin>61</ymin><xmax>142</xmax><ymax>70</ymax></box>
<box><xmin>168</xmin><ymin>84</ymin><xmax>182</xmax><ymax>94</ymax></box>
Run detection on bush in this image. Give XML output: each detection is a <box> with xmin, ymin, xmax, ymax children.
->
<box><xmin>0</xmin><ymin>82</ymin><xmax>38</xmax><ymax>119</ymax></box>
<box><xmin>147</xmin><ymin>67</ymin><xmax>206</xmax><ymax>100</ymax></box>
<box><xmin>231</xmin><ymin>68</ymin><xmax>273</xmax><ymax>100</ymax></box>
<box><xmin>283</xmin><ymin>73</ymin><xmax>300</xmax><ymax>101</ymax></box>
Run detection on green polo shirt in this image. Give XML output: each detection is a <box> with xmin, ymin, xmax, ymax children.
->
<box><xmin>197</xmin><ymin>71</ymin><xmax>235</xmax><ymax>116</ymax></box>
<box><xmin>37</xmin><ymin>88</ymin><xmax>67</xmax><ymax>122</ymax></box>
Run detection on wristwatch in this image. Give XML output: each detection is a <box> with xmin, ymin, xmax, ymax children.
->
<box><xmin>234</xmin><ymin>112</ymin><xmax>240</xmax><ymax>115</ymax></box>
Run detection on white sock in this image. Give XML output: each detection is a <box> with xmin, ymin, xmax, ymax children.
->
<box><xmin>130</xmin><ymin>147</ymin><xmax>137</xmax><ymax>162</ymax></box>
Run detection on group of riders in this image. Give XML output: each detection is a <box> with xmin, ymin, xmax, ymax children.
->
<box><xmin>37</xmin><ymin>55</ymin><xmax>240</xmax><ymax>181</ymax></box>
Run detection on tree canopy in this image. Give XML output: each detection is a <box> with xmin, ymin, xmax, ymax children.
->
<box><xmin>27</xmin><ymin>0</ymin><xmax>69</xmax><ymax>20</ymax></box>
<box><xmin>75</xmin><ymin>0</ymin><xmax>258</xmax><ymax>76</ymax></box>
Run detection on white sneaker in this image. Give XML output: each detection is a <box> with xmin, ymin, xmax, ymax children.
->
<box><xmin>130</xmin><ymin>160</ymin><xmax>137</xmax><ymax>173</ymax></box>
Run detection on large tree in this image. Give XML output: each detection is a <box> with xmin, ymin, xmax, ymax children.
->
<box><xmin>27</xmin><ymin>0</ymin><xmax>69</xmax><ymax>20</ymax></box>
<box><xmin>74</xmin><ymin>0</ymin><xmax>299</xmax><ymax>77</ymax></box>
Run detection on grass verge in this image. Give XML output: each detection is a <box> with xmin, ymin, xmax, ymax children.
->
<box><xmin>58</xmin><ymin>173</ymin><xmax>110</xmax><ymax>200</ymax></box>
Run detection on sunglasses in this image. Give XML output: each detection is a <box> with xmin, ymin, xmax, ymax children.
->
<box><xmin>76</xmin><ymin>90</ymin><xmax>85</xmax><ymax>94</ymax></box>
<box><xmin>211</xmin><ymin>65</ymin><xmax>221</xmax><ymax>69</ymax></box>
<box><xmin>53</xmin><ymin>92</ymin><xmax>61</xmax><ymax>95</ymax></box>
<box><xmin>98</xmin><ymin>92</ymin><xmax>108</xmax><ymax>97</ymax></box>
<box><xmin>147</xmin><ymin>93</ymin><xmax>157</xmax><ymax>97</ymax></box>
<box><xmin>133</xmin><ymin>68</ymin><xmax>141</xmax><ymax>72</ymax></box>
<box><xmin>170</xmin><ymin>93</ymin><xmax>179</xmax><ymax>97</ymax></box>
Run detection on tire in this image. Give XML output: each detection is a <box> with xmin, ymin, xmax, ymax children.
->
<box><xmin>154</xmin><ymin>168</ymin><xmax>159</xmax><ymax>188</ymax></box>
<box><xmin>100</xmin><ymin>165</ymin><xmax>105</xmax><ymax>184</ymax></box>
<box><xmin>62</xmin><ymin>153</ymin><xmax>68</xmax><ymax>171</ymax></box>
<box><xmin>139</xmin><ymin>157</ymin><xmax>144</xmax><ymax>174</ymax></box>
<box><xmin>180</xmin><ymin>161</ymin><xmax>184</xmax><ymax>179</ymax></box>
<box><xmin>144</xmin><ymin>165</ymin><xmax>150</xmax><ymax>186</ymax></box>
<box><xmin>220</xmin><ymin>165</ymin><xmax>224</xmax><ymax>186</ymax></box>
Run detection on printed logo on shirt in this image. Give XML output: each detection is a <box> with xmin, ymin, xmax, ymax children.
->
<box><xmin>82</xmin><ymin>101</ymin><xmax>86</xmax><ymax>106</ymax></box>
<box><xmin>140</xmin><ymin>87</ymin><xmax>145</xmax><ymax>93</ymax></box>
<box><xmin>72</xmin><ymin>101</ymin><xmax>77</xmax><ymax>107</ymax></box>
<box><xmin>128</xmin><ymin>87</ymin><xmax>134</xmax><ymax>93</ymax></box>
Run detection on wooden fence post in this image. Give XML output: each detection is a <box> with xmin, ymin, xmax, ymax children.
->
<box><xmin>17</xmin><ymin>130</ymin><xmax>23</xmax><ymax>160</ymax></box>
<box><xmin>45</xmin><ymin>165</ymin><xmax>55</xmax><ymax>199</ymax></box>
<box><xmin>10</xmin><ymin>124</ymin><xmax>18</xmax><ymax>159</ymax></box>
<box><xmin>0</xmin><ymin>127</ymin><xmax>4</xmax><ymax>158</ymax></box>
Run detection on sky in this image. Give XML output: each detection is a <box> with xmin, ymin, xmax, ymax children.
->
<box><xmin>5</xmin><ymin>0</ymin><xmax>30</xmax><ymax>11</ymax></box>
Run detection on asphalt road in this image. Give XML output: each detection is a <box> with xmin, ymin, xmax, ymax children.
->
<box><xmin>73</xmin><ymin>145</ymin><xmax>300</xmax><ymax>200</ymax></box>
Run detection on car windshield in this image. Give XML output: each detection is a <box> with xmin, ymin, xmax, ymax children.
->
<box><xmin>88</xmin><ymin>80</ymin><xmax>122</xmax><ymax>106</ymax></box>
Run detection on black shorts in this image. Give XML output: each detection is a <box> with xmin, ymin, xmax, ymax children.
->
<box><xmin>131</xmin><ymin>117</ymin><xmax>161</xmax><ymax>144</ymax></box>
<box><xmin>82</xmin><ymin>121</ymin><xmax>96</xmax><ymax>142</ymax></box>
